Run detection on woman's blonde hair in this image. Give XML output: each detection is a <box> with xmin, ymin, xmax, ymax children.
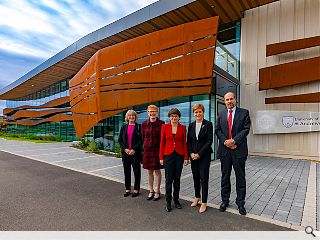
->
<box><xmin>125</xmin><ymin>109</ymin><xmax>138</xmax><ymax>123</ymax></box>
<box><xmin>147</xmin><ymin>105</ymin><xmax>158</xmax><ymax>112</ymax></box>
<box><xmin>192</xmin><ymin>103</ymin><xmax>205</xmax><ymax>113</ymax></box>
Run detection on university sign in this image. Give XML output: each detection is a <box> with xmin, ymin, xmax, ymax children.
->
<box><xmin>254</xmin><ymin>111</ymin><xmax>320</xmax><ymax>134</ymax></box>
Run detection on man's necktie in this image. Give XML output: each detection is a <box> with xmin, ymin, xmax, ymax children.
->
<box><xmin>228</xmin><ymin>109</ymin><xmax>233</xmax><ymax>139</ymax></box>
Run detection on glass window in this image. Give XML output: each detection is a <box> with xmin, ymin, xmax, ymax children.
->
<box><xmin>218</xmin><ymin>21</ymin><xmax>240</xmax><ymax>60</ymax></box>
<box><xmin>190</xmin><ymin>94</ymin><xmax>210</xmax><ymax>121</ymax></box>
<box><xmin>159</xmin><ymin>97</ymin><xmax>190</xmax><ymax>126</ymax></box>
<box><xmin>215</xmin><ymin>74</ymin><xmax>238</xmax><ymax>98</ymax></box>
<box><xmin>61</xmin><ymin>80</ymin><xmax>67</xmax><ymax>91</ymax></box>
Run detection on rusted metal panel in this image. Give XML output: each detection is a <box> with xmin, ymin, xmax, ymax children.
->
<box><xmin>3</xmin><ymin>96</ymin><xmax>70</xmax><ymax>116</ymax></box>
<box><xmin>259</xmin><ymin>57</ymin><xmax>320</xmax><ymax>90</ymax></box>
<box><xmin>265</xmin><ymin>92</ymin><xmax>320</xmax><ymax>104</ymax></box>
<box><xmin>70</xmin><ymin>17</ymin><xmax>219</xmax><ymax>138</ymax></box>
<box><xmin>266</xmin><ymin>36</ymin><xmax>320</xmax><ymax>56</ymax></box>
<box><xmin>4</xmin><ymin>113</ymin><xmax>73</xmax><ymax>126</ymax></box>
<box><xmin>11</xmin><ymin>108</ymin><xmax>70</xmax><ymax>120</ymax></box>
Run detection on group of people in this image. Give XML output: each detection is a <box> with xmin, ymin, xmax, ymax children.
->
<box><xmin>118</xmin><ymin>91</ymin><xmax>251</xmax><ymax>215</ymax></box>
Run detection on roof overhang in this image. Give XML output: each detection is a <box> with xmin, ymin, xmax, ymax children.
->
<box><xmin>0</xmin><ymin>0</ymin><xmax>279</xmax><ymax>100</ymax></box>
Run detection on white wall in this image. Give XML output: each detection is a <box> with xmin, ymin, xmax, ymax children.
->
<box><xmin>240</xmin><ymin>0</ymin><xmax>320</xmax><ymax>160</ymax></box>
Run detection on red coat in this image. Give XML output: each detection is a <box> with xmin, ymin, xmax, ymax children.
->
<box><xmin>159</xmin><ymin>123</ymin><xmax>188</xmax><ymax>160</ymax></box>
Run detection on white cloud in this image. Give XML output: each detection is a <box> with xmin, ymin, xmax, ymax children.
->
<box><xmin>0</xmin><ymin>0</ymin><xmax>158</xmax><ymax>86</ymax></box>
<box><xmin>0</xmin><ymin>36</ymin><xmax>54</xmax><ymax>58</ymax></box>
<box><xmin>0</xmin><ymin>1</ymin><xmax>55</xmax><ymax>34</ymax></box>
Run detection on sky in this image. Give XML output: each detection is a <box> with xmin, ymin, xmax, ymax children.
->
<box><xmin>0</xmin><ymin>0</ymin><xmax>158</xmax><ymax>114</ymax></box>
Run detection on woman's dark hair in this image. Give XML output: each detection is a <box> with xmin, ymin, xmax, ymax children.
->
<box><xmin>168</xmin><ymin>108</ymin><xmax>181</xmax><ymax>118</ymax></box>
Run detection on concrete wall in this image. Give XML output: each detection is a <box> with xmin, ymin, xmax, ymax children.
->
<box><xmin>240</xmin><ymin>0</ymin><xmax>320</xmax><ymax>160</ymax></box>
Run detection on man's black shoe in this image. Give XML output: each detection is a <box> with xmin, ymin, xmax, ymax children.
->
<box><xmin>219</xmin><ymin>202</ymin><xmax>229</xmax><ymax>212</ymax></box>
<box><xmin>238</xmin><ymin>206</ymin><xmax>247</xmax><ymax>215</ymax></box>
<box><xmin>132</xmin><ymin>191</ymin><xmax>139</xmax><ymax>198</ymax></box>
<box><xmin>166</xmin><ymin>202</ymin><xmax>172</xmax><ymax>212</ymax></box>
<box><xmin>174</xmin><ymin>201</ymin><xmax>182</xmax><ymax>209</ymax></box>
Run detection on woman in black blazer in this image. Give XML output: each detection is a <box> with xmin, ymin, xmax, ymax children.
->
<box><xmin>187</xmin><ymin>104</ymin><xmax>213</xmax><ymax>213</ymax></box>
<box><xmin>118</xmin><ymin>110</ymin><xmax>142</xmax><ymax>198</ymax></box>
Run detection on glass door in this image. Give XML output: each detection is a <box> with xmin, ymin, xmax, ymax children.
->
<box><xmin>215</xmin><ymin>97</ymin><xmax>226</xmax><ymax>160</ymax></box>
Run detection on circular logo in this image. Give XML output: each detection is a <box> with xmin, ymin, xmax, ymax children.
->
<box><xmin>256</xmin><ymin>114</ymin><xmax>276</xmax><ymax>131</ymax></box>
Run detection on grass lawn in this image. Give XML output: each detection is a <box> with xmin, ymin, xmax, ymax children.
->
<box><xmin>0</xmin><ymin>136</ymin><xmax>59</xmax><ymax>143</ymax></box>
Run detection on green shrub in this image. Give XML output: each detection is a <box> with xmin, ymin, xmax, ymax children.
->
<box><xmin>78</xmin><ymin>138</ymin><xmax>89</xmax><ymax>149</ymax></box>
<box><xmin>114</xmin><ymin>142</ymin><xmax>122</xmax><ymax>158</ymax></box>
<box><xmin>86</xmin><ymin>140</ymin><xmax>99</xmax><ymax>152</ymax></box>
<box><xmin>0</xmin><ymin>133</ymin><xmax>62</xmax><ymax>142</ymax></box>
<box><xmin>97</xmin><ymin>141</ymin><xmax>104</xmax><ymax>150</ymax></box>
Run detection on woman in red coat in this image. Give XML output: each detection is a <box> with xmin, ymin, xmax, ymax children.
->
<box><xmin>159</xmin><ymin>108</ymin><xmax>189</xmax><ymax>212</ymax></box>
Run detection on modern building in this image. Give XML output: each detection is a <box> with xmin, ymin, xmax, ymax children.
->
<box><xmin>0</xmin><ymin>0</ymin><xmax>319</xmax><ymax>160</ymax></box>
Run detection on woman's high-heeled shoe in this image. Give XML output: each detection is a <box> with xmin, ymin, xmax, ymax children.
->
<box><xmin>147</xmin><ymin>191</ymin><xmax>154</xmax><ymax>200</ymax></box>
<box><xmin>123</xmin><ymin>191</ymin><xmax>131</xmax><ymax>197</ymax></box>
<box><xmin>190</xmin><ymin>198</ymin><xmax>200</xmax><ymax>207</ymax></box>
<box><xmin>153</xmin><ymin>192</ymin><xmax>161</xmax><ymax>201</ymax></box>
<box><xmin>199</xmin><ymin>203</ymin><xmax>207</xmax><ymax>213</ymax></box>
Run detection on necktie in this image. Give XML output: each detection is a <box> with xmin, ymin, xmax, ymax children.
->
<box><xmin>228</xmin><ymin>109</ymin><xmax>233</xmax><ymax>139</ymax></box>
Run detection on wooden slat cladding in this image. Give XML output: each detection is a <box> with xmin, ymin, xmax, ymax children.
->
<box><xmin>266</xmin><ymin>36</ymin><xmax>320</xmax><ymax>56</ymax></box>
<box><xmin>70</xmin><ymin>17</ymin><xmax>219</xmax><ymax>138</ymax></box>
<box><xmin>265</xmin><ymin>92</ymin><xmax>320</xmax><ymax>104</ymax></box>
<box><xmin>259</xmin><ymin>57</ymin><xmax>320</xmax><ymax>90</ymax></box>
<box><xmin>0</xmin><ymin>0</ymin><xmax>278</xmax><ymax>100</ymax></box>
<box><xmin>4</xmin><ymin>96</ymin><xmax>70</xmax><ymax>116</ymax></box>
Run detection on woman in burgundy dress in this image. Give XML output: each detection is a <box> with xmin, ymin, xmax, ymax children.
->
<box><xmin>141</xmin><ymin>105</ymin><xmax>164</xmax><ymax>201</ymax></box>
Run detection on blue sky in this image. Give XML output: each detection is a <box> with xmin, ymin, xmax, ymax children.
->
<box><xmin>0</xmin><ymin>0</ymin><xmax>158</xmax><ymax>114</ymax></box>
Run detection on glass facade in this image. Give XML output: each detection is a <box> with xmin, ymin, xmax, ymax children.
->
<box><xmin>216</xmin><ymin>21</ymin><xmax>240</xmax><ymax>79</ymax></box>
<box><xmin>5</xmin><ymin>79</ymin><xmax>76</xmax><ymax>141</ymax></box>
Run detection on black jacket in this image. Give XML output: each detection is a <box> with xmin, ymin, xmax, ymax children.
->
<box><xmin>118</xmin><ymin>123</ymin><xmax>142</xmax><ymax>156</ymax></box>
<box><xmin>187</xmin><ymin>119</ymin><xmax>213</xmax><ymax>158</ymax></box>
<box><xmin>215</xmin><ymin>107</ymin><xmax>251</xmax><ymax>158</ymax></box>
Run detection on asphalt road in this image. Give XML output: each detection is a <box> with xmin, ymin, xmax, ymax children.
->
<box><xmin>0</xmin><ymin>151</ymin><xmax>291</xmax><ymax>231</ymax></box>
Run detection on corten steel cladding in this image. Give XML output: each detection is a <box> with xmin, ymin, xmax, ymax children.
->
<box><xmin>4</xmin><ymin>114</ymin><xmax>73</xmax><ymax>126</ymax></box>
<box><xmin>11</xmin><ymin>108</ymin><xmax>70</xmax><ymax>120</ymax></box>
<box><xmin>259</xmin><ymin>56</ymin><xmax>320</xmax><ymax>90</ymax></box>
<box><xmin>69</xmin><ymin>17</ymin><xmax>219</xmax><ymax>138</ymax></box>
<box><xmin>259</xmin><ymin>36</ymin><xmax>320</xmax><ymax>104</ymax></box>
<box><xmin>3</xmin><ymin>96</ymin><xmax>70</xmax><ymax>116</ymax></box>
<box><xmin>265</xmin><ymin>92</ymin><xmax>320</xmax><ymax>104</ymax></box>
<box><xmin>266</xmin><ymin>36</ymin><xmax>320</xmax><ymax>57</ymax></box>
<box><xmin>3</xmin><ymin>96</ymin><xmax>72</xmax><ymax>126</ymax></box>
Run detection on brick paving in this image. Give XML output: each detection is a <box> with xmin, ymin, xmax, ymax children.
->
<box><xmin>0</xmin><ymin>138</ymin><xmax>318</xmax><ymax>230</ymax></box>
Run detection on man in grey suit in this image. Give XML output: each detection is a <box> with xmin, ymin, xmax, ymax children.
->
<box><xmin>215</xmin><ymin>92</ymin><xmax>251</xmax><ymax>215</ymax></box>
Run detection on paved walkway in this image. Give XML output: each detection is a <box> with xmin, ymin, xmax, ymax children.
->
<box><xmin>0</xmin><ymin>138</ymin><xmax>318</xmax><ymax>230</ymax></box>
<box><xmin>0</xmin><ymin>151</ymin><xmax>290</xmax><ymax>231</ymax></box>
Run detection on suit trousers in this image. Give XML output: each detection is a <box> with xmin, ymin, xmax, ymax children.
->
<box><xmin>122</xmin><ymin>154</ymin><xmax>141</xmax><ymax>191</ymax></box>
<box><xmin>191</xmin><ymin>155</ymin><xmax>211</xmax><ymax>203</ymax></box>
<box><xmin>164</xmin><ymin>151</ymin><xmax>184</xmax><ymax>203</ymax></box>
<box><xmin>220</xmin><ymin>151</ymin><xmax>246</xmax><ymax>207</ymax></box>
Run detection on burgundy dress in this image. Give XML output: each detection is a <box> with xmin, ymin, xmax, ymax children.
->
<box><xmin>141</xmin><ymin>118</ymin><xmax>165</xmax><ymax>170</ymax></box>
